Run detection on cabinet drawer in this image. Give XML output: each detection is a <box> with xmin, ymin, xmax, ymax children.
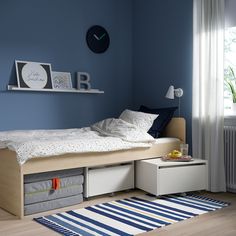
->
<box><xmin>85</xmin><ymin>163</ymin><xmax>134</xmax><ymax>197</ymax></box>
<box><xmin>158</xmin><ymin>165</ymin><xmax>207</xmax><ymax>195</ymax></box>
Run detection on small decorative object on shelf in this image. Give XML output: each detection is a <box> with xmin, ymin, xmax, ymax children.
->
<box><xmin>15</xmin><ymin>60</ymin><xmax>53</xmax><ymax>89</ymax></box>
<box><xmin>9</xmin><ymin>62</ymin><xmax>104</xmax><ymax>94</ymax></box>
<box><xmin>51</xmin><ymin>71</ymin><xmax>72</xmax><ymax>90</ymax></box>
<box><xmin>76</xmin><ymin>72</ymin><xmax>91</xmax><ymax>90</ymax></box>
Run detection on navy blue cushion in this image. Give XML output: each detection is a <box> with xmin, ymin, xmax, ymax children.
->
<box><xmin>139</xmin><ymin>105</ymin><xmax>178</xmax><ymax>138</ymax></box>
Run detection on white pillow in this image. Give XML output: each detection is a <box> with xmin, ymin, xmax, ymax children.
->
<box><xmin>91</xmin><ymin>118</ymin><xmax>155</xmax><ymax>143</ymax></box>
<box><xmin>119</xmin><ymin>109</ymin><xmax>159</xmax><ymax>132</ymax></box>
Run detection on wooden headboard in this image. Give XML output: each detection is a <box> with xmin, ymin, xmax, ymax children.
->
<box><xmin>163</xmin><ymin>117</ymin><xmax>186</xmax><ymax>143</ymax></box>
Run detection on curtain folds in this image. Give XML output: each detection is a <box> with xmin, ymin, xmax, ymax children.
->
<box><xmin>192</xmin><ymin>0</ymin><xmax>226</xmax><ymax>192</ymax></box>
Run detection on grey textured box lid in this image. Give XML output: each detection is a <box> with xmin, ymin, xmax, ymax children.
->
<box><xmin>25</xmin><ymin>175</ymin><xmax>84</xmax><ymax>194</ymax></box>
<box><xmin>24</xmin><ymin>168</ymin><xmax>84</xmax><ymax>183</ymax></box>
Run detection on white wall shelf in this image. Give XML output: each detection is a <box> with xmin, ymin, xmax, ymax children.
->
<box><xmin>7</xmin><ymin>85</ymin><xmax>104</xmax><ymax>94</ymax></box>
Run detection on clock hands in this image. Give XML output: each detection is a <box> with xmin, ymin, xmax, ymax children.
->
<box><xmin>93</xmin><ymin>33</ymin><xmax>106</xmax><ymax>40</ymax></box>
<box><xmin>99</xmin><ymin>33</ymin><xmax>106</xmax><ymax>40</ymax></box>
<box><xmin>93</xmin><ymin>34</ymin><xmax>99</xmax><ymax>40</ymax></box>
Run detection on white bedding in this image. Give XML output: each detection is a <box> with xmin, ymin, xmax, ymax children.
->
<box><xmin>0</xmin><ymin>118</ymin><xmax>158</xmax><ymax>165</ymax></box>
<box><xmin>0</xmin><ymin>118</ymin><xmax>180</xmax><ymax>165</ymax></box>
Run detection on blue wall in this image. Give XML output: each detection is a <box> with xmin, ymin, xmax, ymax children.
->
<box><xmin>132</xmin><ymin>0</ymin><xmax>193</xmax><ymax>145</ymax></box>
<box><xmin>0</xmin><ymin>0</ymin><xmax>133</xmax><ymax>130</ymax></box>
<box><xmin>0</xmin><ymin>0</ymin><xmax>193</xmax><ymax>145</ymax></box>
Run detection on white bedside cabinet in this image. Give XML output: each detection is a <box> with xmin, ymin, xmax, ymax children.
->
<box><xmin>136</xmin><ymin>158</ymin><xmax>208</xmax><ymax>196</ymax></box>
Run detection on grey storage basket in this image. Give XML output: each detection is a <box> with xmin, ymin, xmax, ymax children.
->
<box><xmin>24</xmin><ymin>168</ymin><xmax>84</xmax><ymax>215</ymax></box>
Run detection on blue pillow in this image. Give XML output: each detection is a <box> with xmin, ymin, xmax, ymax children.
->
<box><xmin>139</xmin><ymin>105</ymin><xmax>178</xmax><ymax>138</ymax></box>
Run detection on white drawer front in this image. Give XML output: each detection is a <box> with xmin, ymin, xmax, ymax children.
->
<box><xmin>87</xmin><ymin>163</ymin><xmax>134</xmax><ymax>197</ymax></box>
<box><xmin>158</xmin><ymin>165</ymin><xmax>207</xmax><ymax>195</ymax></box>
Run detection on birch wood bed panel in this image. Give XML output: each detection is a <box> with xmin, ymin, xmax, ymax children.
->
<box><xmin>0</xmin><ymin>117</ymin><xmax>185</xmax><ymax>218</ymax></box>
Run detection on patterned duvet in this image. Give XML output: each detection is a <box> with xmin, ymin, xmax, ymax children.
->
<box><xmin>0</xmin><ymin>118</ymin><xmax>156</xmax><ymax>165</ymax></box>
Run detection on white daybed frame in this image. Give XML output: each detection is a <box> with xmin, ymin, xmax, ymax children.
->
<box><xmin>0</xmin><ymin>117</ymin><xmax>185</xmax><ymax>218</ymax></box>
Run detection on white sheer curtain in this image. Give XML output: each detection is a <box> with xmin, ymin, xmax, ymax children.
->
<box><xmin>192</xmin><ymin>0</ymin><xmax>226</xmax><ymax>192</ymax></box>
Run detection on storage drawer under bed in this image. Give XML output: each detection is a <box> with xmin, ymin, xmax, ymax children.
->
<box><xmin>157</xmin><ymin>164</ymin><xmax>207</xmax><ymax>195</ymax></box>
<box><xmin>24</xmin><ymin>168</ymin><xmax>84</xmax><ymax>215</ymax></box>
<box><xmin>84</xmin><ymin>162</ymin><xmax>134</xmax><ymax>198</ymax></box>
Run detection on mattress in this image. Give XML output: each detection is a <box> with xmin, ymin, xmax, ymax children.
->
<box><xmin>154</xmin><ymin>137</ymin><xmax>180</xmax><ymax>144</ymax></box>
<box><xmin>0</xmin><ymin>119</ymin><xmax>155</xmax><ymax>165</ymax></box>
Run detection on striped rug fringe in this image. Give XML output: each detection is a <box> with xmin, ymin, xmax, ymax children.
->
<box><xmin>34</xmin><ymin>194</ymin><xmax>229</xmax><ymax>236</ymax></box>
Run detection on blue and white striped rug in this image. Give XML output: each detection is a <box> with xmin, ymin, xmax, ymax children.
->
<box><xmin>34</xmin><ymin>194</ymin><xmax>229</xmax><ymax>236</ymax></box>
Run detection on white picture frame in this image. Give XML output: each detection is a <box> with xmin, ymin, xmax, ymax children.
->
<box><xmin>52</xmin><ymin>71</ymin><xmax>72</xmax><ymax>90</ymax></box>
<box><xmin>15</xmin><ymin>60</ymin><xmax>53</xmax><ymax>89</ymax></box>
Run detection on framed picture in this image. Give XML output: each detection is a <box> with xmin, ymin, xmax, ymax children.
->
<box><xmin>51</xmin><ymin>71</ymin><xmax>72</xmax><ymax>90</ymax></box>
<box><xmin>15</xmin><ymin>60</ymin><xmax>53</xmax><ymax>89</ymax></box>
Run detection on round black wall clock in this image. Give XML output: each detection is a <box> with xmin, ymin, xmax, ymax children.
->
<box><xmin>86</xmin><ymin>25</ymin><xmax>110</xmax><ymax>53</ymax></box>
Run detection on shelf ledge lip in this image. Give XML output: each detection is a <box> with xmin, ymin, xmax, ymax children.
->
<box><xmin>7</xmin><ymin>85</ymin><xmax>104</xmax><ymax>94</ymax></box>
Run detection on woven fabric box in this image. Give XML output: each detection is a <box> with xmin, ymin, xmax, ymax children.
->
<box><xmin>24</xmin><ymin>168</ymin><xmax>84</xmax><ymax>215</ymax></box>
